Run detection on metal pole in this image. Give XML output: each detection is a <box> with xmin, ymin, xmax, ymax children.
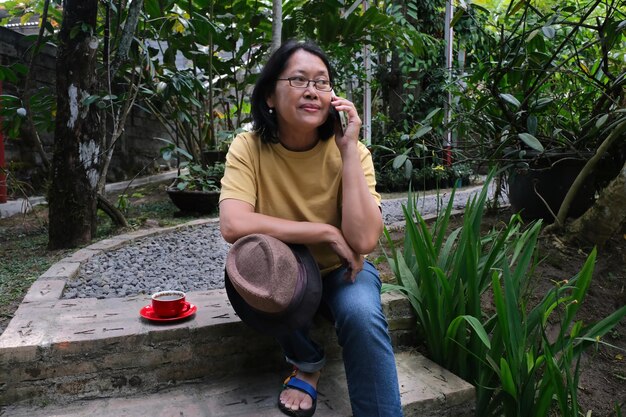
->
<box><xmin>0</xmin><ymin>80</ymin><xmax>6</xmax><ymax>203</ymax></box>
<box><xmin>443</xmin><ymin>0</ymin><xmax>454</xmax><ymax>166</ymax></box>
<box><xmin>271</xmin><ymin>0</ymin><xmax>282</xmax><ymax>53</ymax></box>
<box><xmin>362</xmin><ymin>0</ymin><xmax>372</xmax><ymax>146</ymax></box>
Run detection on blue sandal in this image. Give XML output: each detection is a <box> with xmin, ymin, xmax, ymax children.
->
<box><xmin>277</xmin><ymin>369</ymin><xmax>318</xmax><ymax>417</ymax></box>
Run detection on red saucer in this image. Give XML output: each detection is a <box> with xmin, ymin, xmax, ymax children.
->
<box><xmin>140</xmin><ymin>303</ymin><xmax>197</xmax><ymax>322</ymax></box>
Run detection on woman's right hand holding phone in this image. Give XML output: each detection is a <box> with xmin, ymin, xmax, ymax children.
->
<box><xmin>330</xmin><ymin>95</ymin><xmax>361</xmax><ymax>155</ymax></box>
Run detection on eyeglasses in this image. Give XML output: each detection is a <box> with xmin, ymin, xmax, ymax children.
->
<box><xmin>277</xmin><ymin>77</ymin><xmax>333</xmax><ymax>92</ymax></box>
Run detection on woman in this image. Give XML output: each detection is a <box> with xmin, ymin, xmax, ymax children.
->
<box><xmin>219</xmin><ymin>39</ymin><xmax>403</xmax><ymax>417</ymax></box>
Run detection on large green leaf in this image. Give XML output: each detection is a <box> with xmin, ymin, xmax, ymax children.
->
<box><xmin>541</xmin><ymin>26</ymin><xmax>556</xmax><ymax>39</ymax></box>
<box><xmin>518</xmin><ymin>133</ymin><xmax>544</xmax><ymax>152</ymax></box>
<box><xmin>500</xmin><ymin>93</ymin><xmax>521</xmax><ymax>108</ymax></box>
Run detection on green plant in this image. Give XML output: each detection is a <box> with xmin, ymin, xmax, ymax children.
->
<box><xmin>159</xmin><ymin>139</ymin><xmax>224</xmax><ymax>192</ymax></box>
<box><xmin>451</xmin><ymin>0</ymin><xmax>625</xmax><ymax>166</ymax></box>
<box><xmin>452</xmin><ymin>162</ymin><xmax>473</xmax><ymax>181</ymax></box>
<box><xmin>116</xmin><ymin>192</ymin><xmax>145</xmax><ymax>213</ymax></box>
<box><xmin>381</xmin><ymin>172</ymin><xmax>626</xmax><ymax>416</ymax></box>
<box><xmin>173</xmin><ymin>162</ymin><xmax>223</xmax><ymax>192</ymax></box>
<box><xmin>381</xmin><ymin>172</ymin><xmax>528</xmax><ymax>369</ymax></box>
<box><xmin>0</xmin><ymin>66</ymin><xmax>55</xmax><ymax>140</ymax></box>
<box><xmin>474</xmin><ymin>247</ymin><xmax>626</xmax><ymax>417</ymax></box>
<box><xmin>141</xmin><ymin>0</ymin><xmax>270</xmax><ymax>161</ymax></box>
<box><xmin>378</xmin><ymin>108</ymin><xmax>443</xmax><ymax>178</ymax></box>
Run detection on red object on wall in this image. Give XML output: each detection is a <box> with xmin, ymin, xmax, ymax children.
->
<box><xmin>0</xmin><ymin>80</ymin><xmax>6</xmax><ymax>203</ymax></box>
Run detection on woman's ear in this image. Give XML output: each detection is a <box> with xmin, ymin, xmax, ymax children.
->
<box><xmin>266</xmin><ymin>95</ymin><xmax>274</xmax><ymax>110</ymax></box>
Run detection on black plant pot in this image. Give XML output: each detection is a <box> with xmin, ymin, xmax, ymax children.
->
<box><xmin>508</xmin><ymin>156</ymin><xmax>595</xmax><ymax>222</ymax></box>
<box><xmin>202</xmin><ymin>150</ymin><xmax>227</xmax><ymax>166</ymax></box>
<box><xmin>166</xmin><ymin>188</ymin><xmax>220</xmax><ymax>214</ymax></box>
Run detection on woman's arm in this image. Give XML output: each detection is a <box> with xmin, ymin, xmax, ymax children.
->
<box><xmin>332</xmin><ymin>97</ymin><xmax>383</xmax><ymax>254</ymax></box>
<box><xmin>220</xmin><ymin>199</ymin><xmax>363</xmax><ymax>281</ymax></box>
<box><xmin>220</xmin><ymin>199</ymin><xmax>337</xmax><ymax>244</ymax></box>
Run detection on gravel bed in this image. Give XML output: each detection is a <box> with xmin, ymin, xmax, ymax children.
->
<box><xmin>64</xmin><ymin>224</ymin><xmax>230</xmax><ymax>299</ymax></box>
<box><xmin>64</xmin><ymin>183</ymin><xmax>502</xmax><ymax>299</ymax></box>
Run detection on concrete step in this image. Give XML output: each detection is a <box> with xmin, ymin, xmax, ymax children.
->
<box><xmin>1</xmin><ymin>351</ymin><xmax>475</xmax><ymax>417</ymax></box>
<box><xmin>0</xmin><ymin>217</ymin><xmax>475</xmax><ymax>416</ymax></box>
<box><xmin>0</xmin><ymin>289</ymin><xmax>418</xmax><ymax>407</ymax></box>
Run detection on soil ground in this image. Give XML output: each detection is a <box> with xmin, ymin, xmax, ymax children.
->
<box><xmin>0</xmin><ymin>182</ymin><xmax>624</xmax><ymax>415</ymax></box>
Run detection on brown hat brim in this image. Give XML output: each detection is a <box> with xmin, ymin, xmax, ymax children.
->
<box><xmin>225</xmin><ymin>243</ymin><xmax>322</xmax><ymax>333</ymax></box>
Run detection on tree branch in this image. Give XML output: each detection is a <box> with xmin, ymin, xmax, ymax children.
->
<box><xmin>97</xmin><ymin>193</ymin><xmax>129</xmax><ymax>228</ymax></box>
<box><xmin>22</xmin><ymin>0</ymin><xmax>51</xmax><ymax>171</ymax></box>
<box><xmin>552</xmin><ymin>118</ymin><xmax>626</xmax><ymax>228</ymax></box>
<box><xmin>110</xmin><ymin>0</ymin><xmax>144</xmax><ymax>79</ymax></box>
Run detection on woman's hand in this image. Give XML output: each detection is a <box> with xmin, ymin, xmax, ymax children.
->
<box><xmin>331</xmin><ymin>95</ymin><xmax>361</xmax><ymax>154</ymax></box>
<box><xmin>328</xmin><ymin>228</ymin><xmax>364</xmax><ymax>282</ymax></box>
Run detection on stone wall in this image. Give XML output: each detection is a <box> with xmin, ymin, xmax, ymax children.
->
<box><xmin>0</xmin><ymin>26</ymin><xmax>172</xmax><ymax>193</ymax></box>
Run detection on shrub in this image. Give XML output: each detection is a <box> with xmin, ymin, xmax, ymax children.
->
<box><xmin>382</xmin><ymin>174</ymin><xmax>626</xmax><ymax>416</ymax></box>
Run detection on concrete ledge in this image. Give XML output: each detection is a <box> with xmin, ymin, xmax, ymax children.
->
<box><xmin>2</xmin><ymin>351</ymin><xmax>475</xmax><ymax>417</ymax></box>
<box><xmin>39</xmin><ymin>262</ymin><xmax>81</xmax><ymax>280</ymax></box>
<box><xmin>0</xmin><ymin>213</ymin><xmax>479</xmax><ymax>414</ymax></box>
<box><xmin>21</xmin><ymin>280</ymin><xmax>66</xmax><ymax>303</ymax></box>
<box><xmin>0</xmin><ymin>290</ymin><xmax>418</xmax><ymax>407</ymax></box>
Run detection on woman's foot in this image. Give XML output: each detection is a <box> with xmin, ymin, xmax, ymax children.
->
<box><xmin>279</xmin><ymin>369</ymin><xmax>320</xmax><ymax>413</ymax></box>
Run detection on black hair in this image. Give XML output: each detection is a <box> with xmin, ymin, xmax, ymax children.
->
<box><xmin>251</xmin><ymin>39</ymin><xmax>336</xmax><ymax>144</ymax></box>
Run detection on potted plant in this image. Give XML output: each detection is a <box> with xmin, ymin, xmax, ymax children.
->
<box><xmin>158</xmin><ymin>140</ymin><xmax>225</xmax><ymax>214</ymax></box>
<box><xmin>138</xmin><ymin>1</ymin><xmax>266</xmax><ymax>216</ymax></box>
<box><xmin>451</xmin><ymin>0</ymin><xmax>625</xmax><ymax>222</ymax></box>
<box><xmin>143</xmin><ymin>60</ymin><xmax>233</xmax><ymax>216</ymax></box>
<box><xmin>166</xmin><ymin>161</ymin><xmax>224</xmax><ymax>214</ymax></box>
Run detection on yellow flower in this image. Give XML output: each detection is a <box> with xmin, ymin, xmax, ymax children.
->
<box><xmin>433</xmin><ymin>165</ymin><xmax>445</xmax><ymax>171</ymax></box>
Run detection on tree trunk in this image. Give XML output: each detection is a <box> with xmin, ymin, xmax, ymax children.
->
<box><xmin>565</xmin><ymin>161</ymin><xmax>626</xmax><ymax>246</ymax></box>
<box><xmin>388</xmin><ymin>48</ymin><xmax>404</xmax><ymax>125</ymax></box>
<box><xmin>48</xmin><ymin>0</ymin><xmax>101</xmax><ymax>249</ymax></box>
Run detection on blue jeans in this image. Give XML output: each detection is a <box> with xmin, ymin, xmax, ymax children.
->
<box><xmin>232</xmin><ymin>261</ymin><xmax>403</xmax><ymax>417</ymax></box>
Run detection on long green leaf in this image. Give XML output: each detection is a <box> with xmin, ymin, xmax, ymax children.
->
<box><xmin>500</xmin><ymin>358</ymin><xmax>518</xmax><ymax>400</ymax></box>
<box><xmin>573</xmin><ymin>304</ymin><xmax>626</xmax><ymax>356</ymax></box>
<box><xmin>447</xmin><ymin>315</ymin><xmax>491</xmax><ymax>350</ymax></box>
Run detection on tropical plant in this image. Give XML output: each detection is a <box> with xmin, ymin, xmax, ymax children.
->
<box><xmin>476</xmin><ymin>247</ymin><xmax>626</xmax><ymax>417</ymax></box>
<box><xmin>381</xmin><ymin>172</ymin><xmax>526</xmax><ymax>368</ymax></box>
<box><xmin>0</xmin><ymin>64</ymin><xmax>55</xmax><ymax>141</ymax></box>
<box><xmin>140</xmin><ymin>0</ymin><xmax>271</xmax><ymax>195</ymax></box>
<box><xmin>374</xmin><ymin>108</ymin><xmax>444</xmax><ymax>174</ymax></box>
<box><xmin>381</xmin><ymin>173</ymin><xmax>626</xmax><ymax>416</ymax></box>
<box><xmin>160</xmin><ymin>139</ymin><xmax>224</xmax><ymax>193</ymax></box>
<box><xmin>450</xmin><ymin>0</ymin><xmax>625</xmax><ymax>166</ymax></box>
<box><xmin>172</xmin><ymin>162</ymin><xmax>223</xmax><ymax>192</ymax></box>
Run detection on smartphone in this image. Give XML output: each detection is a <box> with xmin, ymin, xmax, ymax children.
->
<box><xmin>329</xmin><ymin>106</ymin><xmax>348</xmax><ymax>135</ymax></box>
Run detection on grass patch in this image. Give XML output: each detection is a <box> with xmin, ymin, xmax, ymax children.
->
<box><xmin>0</xmin><ymin>179</ymin><xmax>214</xmax><ymax>331</ymax></box>
<box><xmin>0</xmin><ymin>229</ymin><xmax>71</xmax><ymax>321</ymax></box>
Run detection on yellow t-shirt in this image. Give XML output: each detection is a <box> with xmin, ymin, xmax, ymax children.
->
<box><xmin>219</xmin><ymin>131</ymin><xmax>381</xmax><ymax>274</ymax></box>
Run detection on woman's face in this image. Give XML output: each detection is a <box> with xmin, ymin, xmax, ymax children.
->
<box><xmin>266</xmin><ymin>49</ymin><xmax>332</xmax><ymax>135</ymax></box>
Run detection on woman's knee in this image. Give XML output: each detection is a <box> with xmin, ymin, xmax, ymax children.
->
<box><xmin>332</xmin><ymin>271</ymin><xmax>386</xmax><ymax>331</ymax></box>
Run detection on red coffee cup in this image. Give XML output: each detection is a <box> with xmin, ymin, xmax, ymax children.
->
<box><xmin>151</xmin><ymin>291</ymin><xmax>190</xmax><ymax>318</ymax></box>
